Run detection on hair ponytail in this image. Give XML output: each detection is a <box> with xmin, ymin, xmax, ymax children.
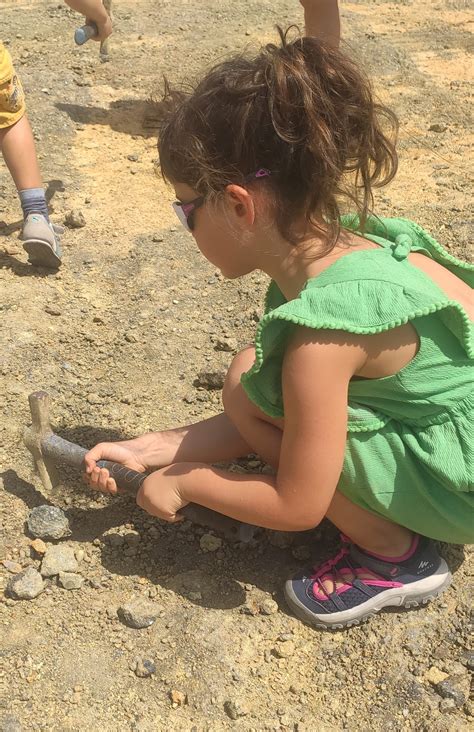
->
<box><xmin>159</xmin><ymin>26</ymin><xmax>398</xmax><ymax>248</ymax></box>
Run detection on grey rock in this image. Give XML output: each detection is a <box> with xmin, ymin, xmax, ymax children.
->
<box><xmin>274</xmin><ymin>640</ymin><xmax>295</xmax><ymax>658</ymax></box>
<box><xmin>435</xmin><ymin>675</ymin><xmax>469</xmax><ymax>707</ymax></box>
<box><xmin>44</xmin><ymin>304</ymin><xmax>62</xmax><ymax>316</ymax></box>
<box><xmin>214</xmin><ymin>336</ymin><xmax>237</xmax><ymax>352</ymax></box>
<box><xmin>429</xmin><ymin>123</ymin><xmax>447</xmax><ymax>133</ymax></box>
<box><xmin>194</xmin><ymin>370</ymin><xmax>226</xmax><ymax>390</ymax></box>
<box><xmin>64</xmin><ymin>209</ymin><xmax>86</xmax><ymax>228</ymax></box>
<box><xmin>27</xmin><ymin>505</ymin><xmax>71</xmax><ymax>540</ymax></box>
<box><xmin>199</xmin><ymin>533</ymin><xmax>222</xmax><ymax>552</ymax></box>
<box><xmin>58</xmin><ymin>572</ymin><xmax>84</xmax><ymax>590</ymax></box>
<box><xmin>438</xmin><ymin>698</ymin><xmax>457</xmax><ymax>714</ymax></box>
<box><xmin>461</xmin><ymin>649</ymin><xmax>474</xmax><ymax>671</ymax></box>
<box><xmin>117</xmin><ymin>599</ymin><xmax>161</xmax><ymax>629</ymax></box>
<box><xmin>1</xmin><ymin>560</ymin><xmax>22</xmax><ymax>573</ymax></box>
<box><xmin>134</xmin><ymin>658</ymin><xmax>156</xmax><ymax>678</ymax></box>
<box><xmin>260</xmin><ymin>598</ymin><xmax>279</xmax><ymax>616</ymax></box>
<box><xmin>224</xmin><ymin>700</ymin><xmax>248</xmax><ymax>720</ymax></box>
<box><xmin>41</xmin><ymin>545</ymin><xmax>78</xmax><ymax>577</ymax></box>
<box><xmin>7</xmin><ymin>567</ymin><xmax>44</xmax><ymax>600</ymax></box>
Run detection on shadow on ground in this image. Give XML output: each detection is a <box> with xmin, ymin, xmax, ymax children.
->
<box><xmin>57</xmin><ymin>99</ymin><xmax>163</xmax><ymax>138</ymax></box>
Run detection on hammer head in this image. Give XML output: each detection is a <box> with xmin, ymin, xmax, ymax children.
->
<box><xmin>24</xmin><ymin>391</ymin><xmax>60</xmax><ymax>492</ymax></box>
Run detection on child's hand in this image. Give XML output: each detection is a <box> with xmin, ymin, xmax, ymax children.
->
<box><xmin>136</xmin><ymin>468</ymin><xmax>189</xmax><ymax>523</ymax></box>
<box><xmin>89</xmin><ymin>14</ymin><xmax>112</xmax><ymax>43</ymax></box>
<box><xmin>84</xmin><ymin>439</ymin><xmax>148</xmax><ymax>495</ymax></box>
<box><xmin>65</xmin><ymin>1</ymin><xmax>112</xmax><ymax>42</ymax></box>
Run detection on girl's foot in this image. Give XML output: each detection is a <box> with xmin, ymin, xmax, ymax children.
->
<box><xmin>22</xmin><ymin>213</ymin><xmax>62</xmax><ymax>268</ymax></box>
<box><xmin>284</xmin><ymin>534</ymin><xmax>452</xmax><ymax>630</ymax></box>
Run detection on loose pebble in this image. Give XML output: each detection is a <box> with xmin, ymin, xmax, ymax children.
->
<box><xmin>64</xmin><ymin>209</ymin><xmax>86</xmax><ymax>228</ymax></box>
<box><xmin>214</xmin><ymin>336</ymin><xmax>237</xmax><ymax>352</ymax></box>
<box><xmin>41</xmin><ymin>546</ymin><xmax>78</xmax><ymax>577</ymax></box>
<box><xmin>274</xmin><ymin>640</ymin><xmax>295</xmax><ymax>658</ymax></box>
<box><xmin>134</xmin><ymin>658</ymin><xmax>156</xmax><ymax>678</ymax></box>
<box><xmin>434</xmin><ymin>675</ymin><xmax>470</xmax><ymax>707</ymax></box>
<box><xmin>194</xmin><ymin>370</ymin><xmax>226</xmax><ymax>390</ymax></box>
<box><xmin>2</xmin><ymin>560</ymin><xmax>22</xmax><ymax>574</ymax></box>
<box><xmin>117</xmin><ymin>599</ymin><xmax>161</xmax><ymax>629</ymax></box>
<box><xmin>428</xmin><ymin>123</ymin><xmax>447</xmax><ymax>133</ymax></box>
<box><xmin>29</xmin><ymin>538</ymin><xmax>47</xmax><ymax>555</ymax></box>
<box><xmin>260</xmin><ymin>598</ymin><xmax>279</xmax><ymax>616</ymax></box>
<box><xmin>169</xmin><ymin>690</ymin><xmax>187</xmax><ymax>707</ymax></box>
<box><xmin>224</xmin><ymin>700</ymin><xmax>248</xmax><ymax>719</ymax></box>
<box><xmin>7</xmin><ymin>567</ymin><xmax>44</xmax><ymax>600</ymax></box>
<box><xmin>425</xmin><ymin>666</ymin><xmax>449</xmax><ymax>685</ymax></box>
<box><xmin>58</xmin><ymin>572</ymin><xmax>84</xmax><ymax>590</ymax></box>
<box><xmin>199</xmin><ymin>534</ymin><xmax>222</xmax><ymax>553</ymax></box>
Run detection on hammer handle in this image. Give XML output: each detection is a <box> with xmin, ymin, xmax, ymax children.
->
<box><xmin>39</xmin><ymin>433</ymin><xmax>256</xmax><ymax>541</ymax></box>
<box><xmin>74</xmin><ymin>23</ymin><xmax>98</xmax><ymax>45</ymax></box>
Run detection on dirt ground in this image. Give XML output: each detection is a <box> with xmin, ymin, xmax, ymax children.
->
<box><xmin>0</xmin><ymin>1</ymin><xmax>473</xmax><ymax>730</ymax></box>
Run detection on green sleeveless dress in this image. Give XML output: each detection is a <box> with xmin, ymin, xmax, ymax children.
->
<box><xmin>241</xmin><ymin>216</ymin><xmax>474</xmax><ymax>544</ymax></box>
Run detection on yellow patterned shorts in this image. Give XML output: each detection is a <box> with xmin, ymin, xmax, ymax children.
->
<box><xmin>0</xmin><ymin>45</ymin><xmax>26</xmax><ymax>129</ymax></box>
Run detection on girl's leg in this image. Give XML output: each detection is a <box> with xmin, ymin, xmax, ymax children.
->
<box><xmin>224</xmin><ymin>347</ymin><xmax>414</xmax><ymax>555</ymax></box>
<box><xmin>222</xmin><ymin>346</ymin><xmax>285</xmax><ymax>469</ymax></box>
<box><xmin>325</xmin><ymin>490</ymin><xmax>413</xmax><ymax>556</ymax></box>
<box><xmin>300</xmin><ymin>0</ymin><xmax>341</xmax><ymax>47</ymax></box>
<box><xmin>0</xmin><ymin>114</ymin><xmax>43</xmax><ymax>191</ymax></box>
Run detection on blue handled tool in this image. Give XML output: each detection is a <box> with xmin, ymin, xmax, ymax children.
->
<box><xmin>74</xmin><ymin>22</ymin><xmax>98</xmax><ymax>45</ymax></box>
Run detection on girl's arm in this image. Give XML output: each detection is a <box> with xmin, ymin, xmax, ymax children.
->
<box><xmin>300</xmin><ymin>0</ymin><xmax>341</xmax><ymax>47</ymax></box>
<box><xmin>138</xmin><ymin>329</ymin><xmax>367</xmax><ymax>530</ymax></box>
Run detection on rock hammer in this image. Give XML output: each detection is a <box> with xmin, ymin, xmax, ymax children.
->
<box><xmin>23</xmin><ymin>391</ymin><xmax>256</xmax><ymax>542</ymax></box>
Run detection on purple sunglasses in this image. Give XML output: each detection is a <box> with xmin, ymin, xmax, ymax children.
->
<box><xmin>172</xmin><ymin>168</ymin><xmax>272</xmax><ymax>232</ymax></box>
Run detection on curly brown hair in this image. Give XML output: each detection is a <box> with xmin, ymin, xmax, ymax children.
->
<box><xmin>158</xmin><ymin>27</ymin><xmax>398</xmax><ymax>250</ymax></box>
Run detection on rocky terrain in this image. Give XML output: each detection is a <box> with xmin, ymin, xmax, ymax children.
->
<box><xmin>0</xmin><ymin>1</ymin><xmax>472</xmax><ymax>730</ymax></box>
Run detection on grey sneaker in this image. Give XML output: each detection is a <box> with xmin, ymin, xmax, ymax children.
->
<box><xmin>22</xmin><ymin>213</ymin><xmax>62</xmax><ymax>268</ymax></box>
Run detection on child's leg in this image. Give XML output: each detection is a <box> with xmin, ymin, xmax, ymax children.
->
<box><xmin>325</xmin><ymin>490</ymin><xmax>413</xmax><ymax>556</ymax></box>
<box><xmin>0</xmin><ymin>55</ymin><xmax>61</xmax><ymax>267</ymax></box>
<box><xmin>224</xmin><ymin>348</ymin><xmax>451</xmax><ymax>628</ymax></box>
<box><xmin>300</xmin><ymin>0</ymin><xmax>340</xmax><ymax>47</ymax></box>
<box><xmin>222</xmin><ymin>346</ymin><xmax>285</xmax><ymax>469</ymax></box>
<box><xmin>0</xmin><ymin>114</ymin><xmax>43</xmax><ymax>192</ymax></box>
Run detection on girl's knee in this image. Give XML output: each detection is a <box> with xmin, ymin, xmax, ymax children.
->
<box><xmin>222</xmin><ymin>346</ymin><xmax>255</xmax><ymax>416</ymax></box>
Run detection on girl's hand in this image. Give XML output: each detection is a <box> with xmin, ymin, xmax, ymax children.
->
<box><xmin>89</xmin><ymin>14</ymin><xmax>112</xmax><ymax>42</ymax></box>
<box><xmin>136</xmin><ymin>468</ymin><xmax>189</xmax><ymax>523</ymax></box>
<box><xmin>84</xmin><ymin>439</ymin><xmax>148</xmax><ymax>495</ymax></box>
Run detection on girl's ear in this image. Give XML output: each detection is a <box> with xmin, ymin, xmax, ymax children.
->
<box><xmin>224</xmin><ymin>184</ymin><xmax>256</xmax><ymax>226</ymax></box>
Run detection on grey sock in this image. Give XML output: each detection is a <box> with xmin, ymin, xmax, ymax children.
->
<box><xmin>19</xmin><ymin>188</ymin><xmax>49</xmax><ymax>221</ymax></box>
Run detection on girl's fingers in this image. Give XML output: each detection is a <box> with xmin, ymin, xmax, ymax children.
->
<box><xmin>86</xmin><ymin>466</ymin><xmax>116</xmax><ymax>495</ymax></box>
<box><xmin>106</xmin><ymin>476</ymin><xmax>118</xmax><ymax>495</ymax></box>
<box><xmin>98</xmin><ymin>467</ymin><xmax>111</xmax><ymax>491</ymax></box>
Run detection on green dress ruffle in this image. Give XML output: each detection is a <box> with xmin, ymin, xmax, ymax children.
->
<box><xmin>241</xmin><ymin>216</ymin><xmax>474</xmax><ymax>543</ymax></box>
